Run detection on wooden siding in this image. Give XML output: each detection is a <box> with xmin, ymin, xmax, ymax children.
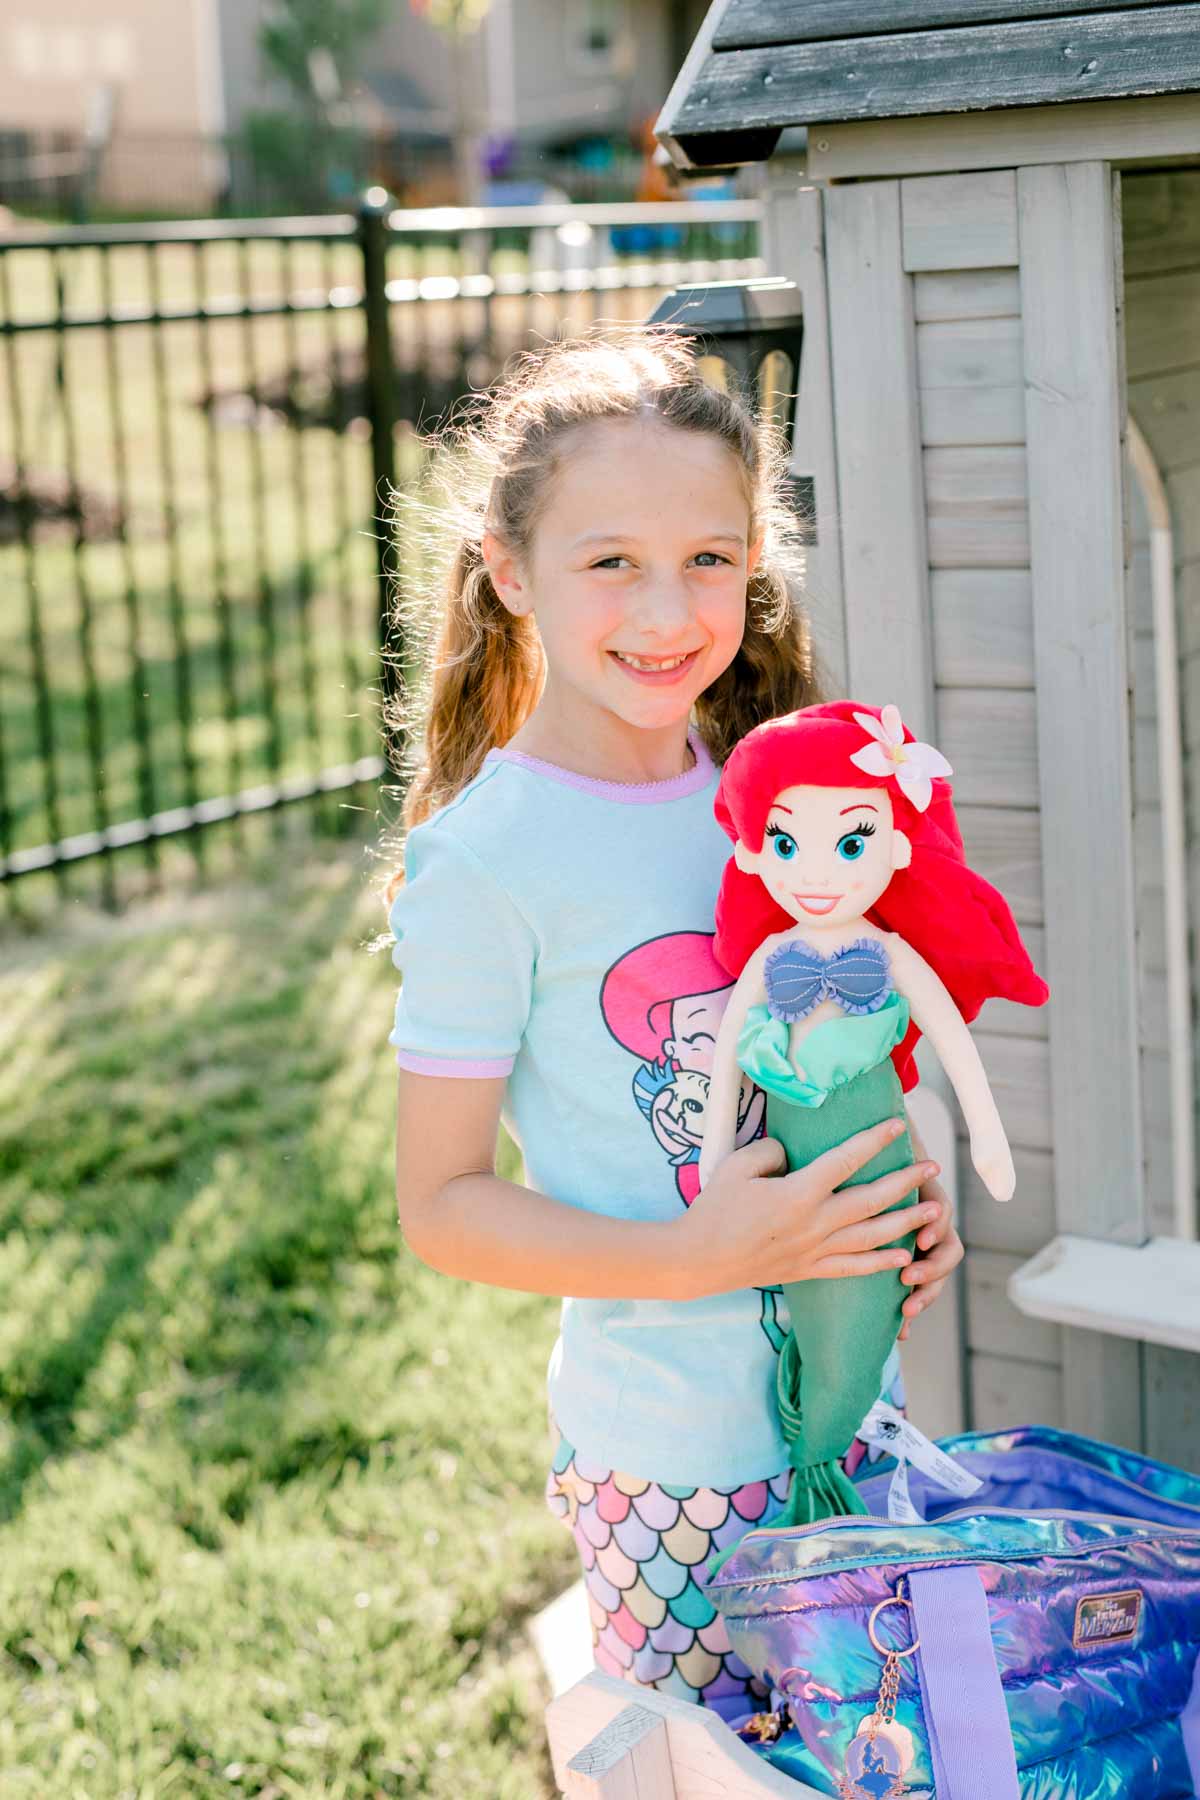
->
<box><xmin>791</xmin><ymin>164</ymin><xmax>1200</xmax><ymax>1456</ymax></box>
<box><xmin>900</xmin><ymin>172</ymin><xmax>1065</xmax><ymax>1432</ymax></box>
<box><xmin>1124</xmin><ymin>167</ymin><xmax>1200</xmax><ymax>1248</ymax></box>
<box><xmin>1126</xmin><ymin>478</ymin><xmax>1177</xmax><ymax>1237</ymax></box>
<box><xmin>825</xmin><ymin>180</ymin><xmax>933</xmax><ymax>728</ymax></box>
<box><xmin>1020</xmin><ymin>162</ymin><xmax>1144</xmax><ymax>1244</ymax></box>
<box><xmin>765</xmin><ymin>177</ymin><xmax>847</xmax><ymax>688</ymax></box>
<box><xmin>805</xmin><ymin>92</ymin><xmax>1200</xmax><ymax>184</ymax></box>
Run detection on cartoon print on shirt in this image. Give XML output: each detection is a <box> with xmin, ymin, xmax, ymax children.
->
<box><xmin>599</xmin><ymin>931</ymin><xmax>785</xmax><ymax>1353</ymax></box>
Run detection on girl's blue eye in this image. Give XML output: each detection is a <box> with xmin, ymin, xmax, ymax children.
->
<box><xmin>770</xmin><ymin>831</ymin><xmax>798</xmax><ymax>861</ymax></box>
<box><xmin>694</xmin><ymin>552</ymin><xmax>728</xmax><ymax>567</ymax></box>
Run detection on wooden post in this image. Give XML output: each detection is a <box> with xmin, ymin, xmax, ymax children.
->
<box><xmin>1018</xmin><ymin>160</ymin><xmax>1146</xmax><ymax>1446</ymax></box>
<box><xmin>562</xmin><ymin>1704</ymin><xmax>676</xmax><ymax>1798</ymax></box>
<box><xmin>824</xmin><ymin>180</ymin><xmax>934</xmax><ymax>734</ymax></box>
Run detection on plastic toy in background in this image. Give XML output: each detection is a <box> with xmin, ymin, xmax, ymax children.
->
<box><xmin>699</xmin><ymin>701</ymin><xmax>1049</xmax><ymax>1528</ymax></box>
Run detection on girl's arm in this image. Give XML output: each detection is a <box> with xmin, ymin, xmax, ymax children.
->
<box><xmin>888</xmin><ymin>935</ymin><xmax>1015</xmax><ymax>1201</ymax></box>
<box><xmin>397</xmin><ymin>1069</ymin><xmax>942</xmax><ymax>1302</ymax></box>
<box><xmin>697</xmin><ymin>943</ymin><xmax>771</xmax><ymax>1189</ymax></box>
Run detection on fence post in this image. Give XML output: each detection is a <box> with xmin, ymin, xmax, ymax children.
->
<box><xmin>359</xmin><ymin>191</ymin><xmax>400</xmax><ymax>717</ymax></box>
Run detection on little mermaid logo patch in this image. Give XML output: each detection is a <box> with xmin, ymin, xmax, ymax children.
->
<box><xmin>1073</xmin><ymin>1590</ymin><xmax>1141</xmax><ymax>1650</ymax></box>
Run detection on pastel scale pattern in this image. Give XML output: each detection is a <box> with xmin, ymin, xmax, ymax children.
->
<box><xmin>545</xmin><ymin>1362</ymin><xmax>907</xmax><ymax>1721</ymax></box>
<box><xmin>546</xmin><ymin>1436</ymin><xmax>789</xmax><ymax>1717</ymax></box>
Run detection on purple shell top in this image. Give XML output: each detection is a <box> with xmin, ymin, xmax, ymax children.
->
<box><xmin>763</xmin><ymin>935</ymin><xmax>893</xmax><ymax>1024</ymax></box>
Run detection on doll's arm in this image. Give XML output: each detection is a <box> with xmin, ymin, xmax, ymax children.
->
<box><xmin>889</xmin><ymin>935</ymin><xmax>1015</xmax><ymax>1202</ymax></box>
<box><xmin>698</xmin><ymin>946</ymin><xmax>771</xmax><ymax>1189</ymax></box>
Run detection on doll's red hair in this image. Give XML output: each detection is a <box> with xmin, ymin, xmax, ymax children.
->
<box><xmin>713</xmin><ymin>701</ymin><xmax>1048</xmax><ymax>1091</ymax></box>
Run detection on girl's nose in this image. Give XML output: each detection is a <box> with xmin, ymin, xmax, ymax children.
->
<box><xmin>628</xmin><ymin>579</ymin><xmax>691</xmax><ymax>634</ymax></box>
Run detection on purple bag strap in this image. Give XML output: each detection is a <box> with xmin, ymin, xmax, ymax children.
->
<box><xmin>908</xmin><ymin>1565</ymin><xmax>1021</xmax><ymax>1800</ymax></box>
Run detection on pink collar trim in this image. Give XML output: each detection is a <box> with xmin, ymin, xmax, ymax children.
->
<box><xmin>484</xmin><ymin>729</ymin><xmax>714</xmax><ymax>804</ymax></box>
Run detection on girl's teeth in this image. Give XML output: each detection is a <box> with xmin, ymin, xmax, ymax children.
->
<box><xmin>617</xmin><ymin>653</ymin><xmax>688</xmax><ymax>671</ymax></box>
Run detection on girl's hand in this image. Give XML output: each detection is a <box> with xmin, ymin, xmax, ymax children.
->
<box><xmin>677</xmin><ymin>1119</ymin><xmax>944</xmax><ymax>1300</ymax></box>
<box><xmin>898</xmin><ymin>1167</ymin><xmax>963</xmax><ymax>1341</ymax></box>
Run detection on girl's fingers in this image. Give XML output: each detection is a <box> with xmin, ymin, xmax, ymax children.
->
<box><xmin>735</xmin><ymin>1135</ymin><xmax>788</xmax><ymax>1178</ymax></box>
<box><xmin>802</xmin><ymin>1116</ymin><xmax>909</xmax><ymax>1192</ymax></box>
<box><xmin>901</xmin><ymin>1231</ymin><xmax>964</xmax><ymax>1284</ymax></box>
<box><xmin>915</xmin><ymin>1197</ymin><xmax>948</xmax><ymax>1251</ymax></box>
<box><xmin>806</xmin><ymin>1247</ymin><xmax>922</xmax><ymax>1281</ymax></box>
<box><xmin>827</xmin><ymin>1199</ymin><xmax>935</xmax><ymax>1255</ymax></box>
<box><xmin>902</xmin><ymin>1276</ymin><xmax>947</xmax><ymax>1319</ymax></box>
<box><xmin>824</xmin><ymin>1162</ymin><xmax>940</xmax><ymax>1230</ymax></box>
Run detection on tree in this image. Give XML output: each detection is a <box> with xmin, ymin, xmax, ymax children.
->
<box><xmin>409</xmin><ymin>0</ymin><xmax>493</xmax><ymax>205</ymax></box>
<box><xmin>259</xmin><ymin>0</ymin><xmax>390</xmax><ymax>106</ymax></box>
<box><xmin>245</xmin><ymin>0</ymin><xmax>388</xmax><ymax>210</ymax></box>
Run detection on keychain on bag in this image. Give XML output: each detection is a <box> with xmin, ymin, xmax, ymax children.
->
<box><xmin>836</xmin><ymin>1587</ymin><xmax>920</xmax><ymax>1799</ymax></box>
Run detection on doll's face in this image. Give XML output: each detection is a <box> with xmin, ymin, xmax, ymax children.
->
<box><xmin>735</xmin><ymin>783</ymin><xmax>911</xmax><ymax>930</ymax></box>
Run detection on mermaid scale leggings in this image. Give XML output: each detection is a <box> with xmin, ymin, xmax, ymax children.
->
<box><xmin>545</xmin><ymin>1360</ymin><xmax>905</xmax><ymax>1726</ymax></box>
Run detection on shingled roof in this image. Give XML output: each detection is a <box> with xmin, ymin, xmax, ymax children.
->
<box><xmin>657</xmin><ymin>1</ymin><xmax>1200</xmax><ymax>168</ymax></box>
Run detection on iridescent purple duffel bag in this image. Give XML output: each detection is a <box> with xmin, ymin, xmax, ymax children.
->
<box><xmin>705</xmin><ymin>1425</ymin><xmax>1200</xmax><ymax>1799</ymax></box>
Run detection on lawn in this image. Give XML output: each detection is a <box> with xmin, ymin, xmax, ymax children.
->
<box><xmin>0</xmin><ymin>833</ymin><xmax>577</xmax><ymax>1797</ymax></box>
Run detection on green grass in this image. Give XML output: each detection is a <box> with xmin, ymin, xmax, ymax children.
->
<box><xmin>0</xmin><ymin>839</ymin><xmax>577</xmax><ymax>1796</ymax></box>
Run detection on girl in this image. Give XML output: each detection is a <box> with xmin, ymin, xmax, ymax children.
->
<box><xmin>386</xmin><ymin>328</ymin><xmax>962</xmax><ymax>1721</ymax></box>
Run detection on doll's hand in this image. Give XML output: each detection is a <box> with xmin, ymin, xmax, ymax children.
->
<box><xmin>971</xmin><ymin>1129</ymin><xmax>1015</xmax><ymax>1203</ymax></box>
<box><xmin>898</xmin><ymin>1171</ymin><xmax>963</xmax><ymax>1341</ymax></box>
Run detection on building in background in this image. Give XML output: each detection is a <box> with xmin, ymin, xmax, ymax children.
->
<box><xmin>0</xmin><ymin>0</ymin><xmax>710</xmax><ymax>218</ymax></box>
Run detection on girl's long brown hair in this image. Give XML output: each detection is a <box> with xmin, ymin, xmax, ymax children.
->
<box><xmin>383</xmin><ymin>325</ymin><xmax>820</xmax><ymax>903</ymax></box>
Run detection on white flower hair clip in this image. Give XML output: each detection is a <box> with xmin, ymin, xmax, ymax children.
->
<box><xmin>849</xmin><ymin>703</ymin><xmax>952</xmax><ymax>813</ymax></box>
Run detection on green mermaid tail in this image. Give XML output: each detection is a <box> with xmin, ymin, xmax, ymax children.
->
<box><xmin>771</xmin><ymin>1060</ymin><xmax>917</xmax><ymax>1525</ymax></box>
<box><xmin>735</xmin><ymin>994</ymin><xmax>916</xmax><ymax>1528</ymax></box>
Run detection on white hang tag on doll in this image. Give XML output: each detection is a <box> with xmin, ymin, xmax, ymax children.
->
<box><xmin>886</xmin><ymin>1453</ymin><xmax>922</xmax><ymax>1524</ymax></box>
<box><xmin>858</xmin><ymin>1400</ymin><xmax>984</xmax><ymax>1515</ymax></box>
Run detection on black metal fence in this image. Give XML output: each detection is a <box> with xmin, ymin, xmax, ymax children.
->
<box><xmin>0</xmin><ymin>197</ymin><xmax>763</xmax><ymax>906</ymax></box>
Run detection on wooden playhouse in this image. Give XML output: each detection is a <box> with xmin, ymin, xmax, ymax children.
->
<box><xmin>547</xmin><ymin>3</ymin><xmax>1200</xmax><ymax>1791</ymax></box>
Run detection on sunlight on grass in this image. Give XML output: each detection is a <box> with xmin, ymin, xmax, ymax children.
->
<box><xmin>0</xmin><ymin>842</ymin><xmax>576</xmax><ymax>1796</ymax></box>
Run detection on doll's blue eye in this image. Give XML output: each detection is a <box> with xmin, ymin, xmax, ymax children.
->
<box><xmin>836</xmin><ymin>822</ymin><xmax>877</xmax><ymax>861</ymax></box>
<box><xmin>768</xmin><ymin>829</ymin><xmax>798</xmax><ymax>861</ymax></box>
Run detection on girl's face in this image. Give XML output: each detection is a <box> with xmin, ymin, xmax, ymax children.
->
<box><xmin>484</xmin><ymin>415</ymin><xmax>760</xmax><ymax>742</ymax></box>
<box><xmin>735</xmin><ymin>783</ymin><xmax>911</xmax><ymax>930</ymax></box>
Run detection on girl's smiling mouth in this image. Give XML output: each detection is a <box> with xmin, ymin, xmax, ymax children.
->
<box><xmin>609</xmin><ymin>649</ymin><xmax>701</xmax><ymax>684</ymax></box>
<box><xmin>791</xmin><ymin>893</ymin><xmax>843</xmax><ymax>915</ymax></box>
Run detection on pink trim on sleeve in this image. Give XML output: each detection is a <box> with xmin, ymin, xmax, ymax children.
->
<box><xmin>395</xmin><ymin>1048</ymin><xmax>515</xmax><ymax>1079</ymax></box>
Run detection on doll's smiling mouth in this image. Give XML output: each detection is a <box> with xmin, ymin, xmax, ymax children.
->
<box><xmin>791</xmin><ymin>893</ymin><xmax>842</xmax><ymax>915</ymax></box>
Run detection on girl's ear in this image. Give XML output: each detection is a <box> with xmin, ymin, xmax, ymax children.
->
<box><xmin>482</xmin><ymin>530</ymin><xmax>531</xmax><ymax>617</ymax></box>
<box><xmin>733</xmin><ymin>838</ymin><xmax>757</xmax><ymax>874</ymax></box>
<box><xmin>746</xmin><ymin>535</ymin><xmax>765</xmax><ymax>578</ymax></box>
<box><xmin>892</xmin><ymin>829</ymin><xmax>913</xmax><ymax>871</ymax></box>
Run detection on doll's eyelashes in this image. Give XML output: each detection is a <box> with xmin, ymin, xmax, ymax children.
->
<box><xmin>765</xmin><ymin>822</ymin><xmax>799</xmax><ymax>861</ymax></box>
<box><xmin>835</xmin><ymin>821</ymin><xmax>877</xmax><ymax>862</ymax></box>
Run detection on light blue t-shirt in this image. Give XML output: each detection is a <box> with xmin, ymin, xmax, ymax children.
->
<box><xmin>388</xmin><ymin>731</ymin><xmax>898</xmax><ymax>1487</ymax></box>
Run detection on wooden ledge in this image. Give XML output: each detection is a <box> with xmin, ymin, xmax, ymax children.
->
<box><xmin>1009</xmin><ymin>1234</ymin><xmax>1200</xmax><ymax>1354</ymax></box>
<box><xmin>546</xmin><ymin>1669</ymin><xmax>823</xmax><ymax>1798</ymax></box>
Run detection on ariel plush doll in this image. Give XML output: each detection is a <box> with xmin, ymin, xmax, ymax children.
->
<box><xmin>698</xmin><ymin>701</ymin><xmax>1048</xmax><ymax>1526</ymax></box>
